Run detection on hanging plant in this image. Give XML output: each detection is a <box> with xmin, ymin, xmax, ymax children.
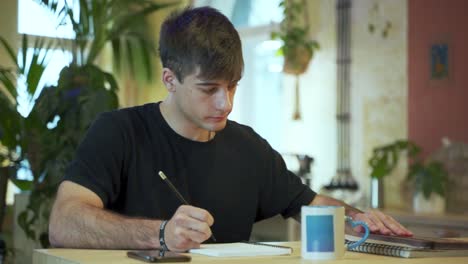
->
<box><xmin>271</xmin><ymin>0</ymin><xmax>320</xmax><ymax>75</ymax></box>
<box><xmin>271</xmin><ymin>0</ymin><xmax>320</xmax><ymax>120</ymax></box>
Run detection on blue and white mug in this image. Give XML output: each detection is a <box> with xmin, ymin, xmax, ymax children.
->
<box><xmin>301</xmin><ymin>206</ymin><xmax>370</xmax><ymax>260</ymax></box>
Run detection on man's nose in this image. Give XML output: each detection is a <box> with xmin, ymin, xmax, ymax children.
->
<box><xmin>214</xmin><ymin>88</ymin><xmax>232</xmax><ymax>112</ymax></box>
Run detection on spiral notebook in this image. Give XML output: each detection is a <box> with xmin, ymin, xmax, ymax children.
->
<box><xmin>345</xmin><ymin>233</ymin><xmax>468</xmax><ymax>258</ymax></box>
<box><xmin>345</xmin><ymin>240</ymin><xmax>468</xmax><ymax>258</ymax></box>
<box><xmin>189</xmin><ymin>242</ymin><xmax>293</xmax><ymax>257</ymax></box>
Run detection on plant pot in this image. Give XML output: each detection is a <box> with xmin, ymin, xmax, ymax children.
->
<box><xmin>283</xmin><ymin>46</ymin><xmax>312</xmax><ymax>75</ymax></box>
<box><xmin>370</xmin><ymin>178</ymin><xmax>384</xmax><ymax>209</ymax></box>
<box><xmin>413</xmin><ymin>192</ymin><xmax>446</xmax><ymax>214</ymax></box>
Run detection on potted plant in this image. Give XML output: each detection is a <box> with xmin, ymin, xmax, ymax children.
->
<box><xmin>368</xmin><ymin>140</ymin><xmax>419</xmax><ymax>208</ymax></box>
<box><xmin>271</xmin><ymin>0</ymin><xmax>320</xmax><ymax>120</ymax></box>
<box><xmin>0</xmin><ymin>0</ymin><xmax>176</xmax><ymax>251</ymax></box>
<box><xmin>407</xmin><ymin>159</ymin><xmax>447</xmax><ymax>214</ymax></box>
<box><xmin>368</xmin><ymin>139</ymin><xmax>448</xmax><ymax>213</ymax></box>
<box><xmin>271</xmin><ymin>0</ymin><xmax>320</xmax><ymax>75</ymax></box>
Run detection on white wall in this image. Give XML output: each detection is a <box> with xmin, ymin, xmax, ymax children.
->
<box><xmin>280</xmin><ymin>0</ymin><xmax>337</xmax><ymax>192</ymax></box>
<box><xmin>351</xmin><ymin>0</ymin><xmax>408</xmax><ymax>208</ymax></box>
<box><xmin>279</xmin><ymin>0</ymin><xmax>408</xmax><ymax>208</ymax></box>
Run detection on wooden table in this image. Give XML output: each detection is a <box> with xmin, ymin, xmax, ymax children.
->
<box><xmin>33</xmin><ymin>241</ymin><xmax>468</xmax><ymax>264</ymax></box>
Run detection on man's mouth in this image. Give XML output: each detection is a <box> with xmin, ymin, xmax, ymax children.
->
<box><xmin>207</xmin><ymin>116</ymin><xmax>227</xmax><ymax>122</ymax></box>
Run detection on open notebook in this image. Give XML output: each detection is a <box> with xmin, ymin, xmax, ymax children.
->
<box><xmin>345</xmin><ymin>232</ymin><xmax>468</xmax><ymax>258</ymax></box>
<box><xmin>189</xmin><ymin>242</ymin><xmax>293</xmax><ymax>257</ymax></box>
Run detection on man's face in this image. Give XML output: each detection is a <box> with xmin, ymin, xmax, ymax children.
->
<box><xmin>173</xmin><ymin>70</ymin><xmax>238</xmax><ymax>133</ymax></box>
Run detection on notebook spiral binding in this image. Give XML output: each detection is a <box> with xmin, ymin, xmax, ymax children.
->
<box><xmin>345</xmin><ymin>240</ymin><xmax>413</xmax><ymax>257</ymax></box>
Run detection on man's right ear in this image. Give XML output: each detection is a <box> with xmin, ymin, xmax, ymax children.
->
<box><xmin>162</xmin><ymin>68</ymin><xmax>177</xmax><ymax>92</ymax></box>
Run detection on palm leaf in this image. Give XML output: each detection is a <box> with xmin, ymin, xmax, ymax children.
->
<box><xmin>110</xmin><ymin>38</ymin><xmax>122</xmax><ymax>73</ymax></box>
<box><xmin>10</xmin><ymin>178</ymin><xmax>33</xmax><ymax>191</ymax></box>
<box><xmin>24</xmin><ymin>36</ymin><xmax>54</xmax><ymax>96</ymax></box>
<box><xmin>20</xmin><ymin>34</ymin><xmax>28</xmax><ymax>73</ymax></box>
<box><xmin>0</xmin><ymin>36</ymin><xmax>19</xmax><ymax>68</ymax></box>
<box><xmin>125</xmin><ymin>39</ymin><xmax>136</xmax><ymax>78</ymax></box>
<box><xmin>109</xmin><ymin>3</ymin><xmax>174</xmax><ymax>38</ymax></box>
<box><xmin>0</xmin><ymin>67</ymin><xmax>18</xmax><ymax>99</ymax></box>
<box><xmin>139</xmin><ymin>38</ymin><xmax>153</xmax><ymax>82</ymax></box>
<box><xmin>0</xmin><ymin>93</ymin><xmax>20</xmax><ymax>150</ymax></box>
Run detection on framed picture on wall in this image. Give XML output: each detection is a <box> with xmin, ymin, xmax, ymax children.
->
<box><xmin>430</xmin><ymin>43</ymin><xmax>449</xmax><ymax>79</ymax></box>
<box><xmin>429</xmin><ymin>38</ymin><xmax>453</xmax><ymax>86</ymax></box>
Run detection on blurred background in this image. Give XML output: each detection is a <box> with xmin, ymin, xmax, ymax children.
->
<box><xmin>1</xmin><ymin>0</ymin><xmax>467</xmax><ymax>263</ymax></box>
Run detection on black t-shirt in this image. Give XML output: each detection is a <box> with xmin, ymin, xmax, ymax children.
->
<box><xmin>64</xmin><ymin>102</ymin><xmax>316</xmax><ymax>242</ymax></box>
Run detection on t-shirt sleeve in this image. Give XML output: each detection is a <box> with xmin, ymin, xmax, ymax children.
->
<box><xmin>63</xmin><ymin>112</ymin><xmax>126</xmax><ymax>206</ymax></box>
<box><xmin>256</xmin><ymin>140</ymin><xmax>317</xmax><ymax>220</ymax></box>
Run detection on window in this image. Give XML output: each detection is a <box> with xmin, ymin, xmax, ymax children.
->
<box><xmin>17</xmin><ymin>0</ymin><xmax>76</xmax><ymax>116</ymax></box>
<box><xmin>18</xmin><ymin>0</ymin><xmax>77</xmax><ymax>39</ymax></box>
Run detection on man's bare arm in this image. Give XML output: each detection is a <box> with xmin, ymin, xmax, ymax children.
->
<box><xmin>49</xmin><ymin>181</ymin><xmax>214</xmax><ymax>250</ymax></box>
<box><xmin>48</xmin><ymin>181</ymin><xmax>160</xmax><ymax>249</ymax></box>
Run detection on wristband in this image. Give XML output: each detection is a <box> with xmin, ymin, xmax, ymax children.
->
<box><xmin>159</xmin><ymin>220</ymin><xmax>170</xmax><ymax>251</ymax></box>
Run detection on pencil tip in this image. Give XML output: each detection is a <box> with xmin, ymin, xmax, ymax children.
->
<box><xmin>158</xmin><ymin>171</ymin><xmax>166</xmax><ymax>180</ymax></box>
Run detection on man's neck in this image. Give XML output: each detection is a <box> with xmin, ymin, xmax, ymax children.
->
<box><xmin>159</xmin><ymin>100</ymin><xmax>213</xmax><ymax>142</ymax></box>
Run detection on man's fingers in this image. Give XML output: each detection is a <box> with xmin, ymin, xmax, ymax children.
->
<box><xmin>353</xmin><ymin>212</ymin><xmax>378</xmax><ymax>233</ymax></box>
<box><xmin>178</xmin><ymin>205</ymin><xmax>214</xmax><ymax>226</ymax></box>
<box><xmin>165</xmin><ymin>220</ymin><xmax>204</xmax><ymax>252</ymax></box>
<box><xmin>353</xmin><ymin>211</ymin><xmax>390</xmax><ymax>234</ymax></box>
<box><xmin>373</xmin><ymin>210</ymin><xmax>413</xmax><ymax>236</ymax></box>
<box><xmin>175</xmin><ymin>205</ymin><xmax>214</xmax><ymax>236</ymax></box>
<box><xmin>353</xmin><ymin>210</ymin><xmax>414</xmax><ymax>237</ymax></box>
<box><xmin>169</xmin><ymin>233</ymin><xmax>200</xmax><ymax>252</ymax></box>
<box><xmin>366</xmin><ymin>211</ymin><xmax>392</xmax><ymax>235</ymax></box>
<box><xmin>172</xmin><ymin>214</ymin><xmax>213</xmax><ymax>238</ymax></box>
<box><xmin>165</xmin><ymin>205</ymin><xmax>215</xmax><ymax>251</ymax></box>
<box><xmin>179</xmin><ymin>227</ymin><xmax>211</xmax><ymax>243</ymax></box>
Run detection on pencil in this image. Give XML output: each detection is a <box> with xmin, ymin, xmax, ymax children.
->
<box><xmin>158</xmin><ymin>171</ymin><xmax>217</xmax><ymax>242</ymax></box>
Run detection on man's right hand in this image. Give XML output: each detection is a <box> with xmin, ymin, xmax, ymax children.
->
<box><xmin>163</xmin><ymin>205</ymin><xmax>214</xmax><ymax>251</ymax></box>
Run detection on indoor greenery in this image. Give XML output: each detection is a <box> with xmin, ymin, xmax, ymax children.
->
<box><xmin>369</xmin><ymin>139</ymin><xmax>448</xmax><ymax>200</ymax></box>
<box><xmin>271</xmin><ymin>0</ymin><xmax>320</xmax><ymax>75</ymax></box>
<box><xmin>270</xmin><ymin>0</ymin><xmax>320</xmax><ymax>120</ymax></box>
<box><xmin>0</xmin><ymin>0</ymin><xmax>175</xmax><ymax>248</ymax></box>
<box><xmin>0</xmin><ymin>35</ymin><xmax>54</xmax><ymax>190</ymax></box>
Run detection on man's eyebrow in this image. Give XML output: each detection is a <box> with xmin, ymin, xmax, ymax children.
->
<box><xmin>195</xmin><ymin>81</ymin><xmax>221</xmax><ymax>86</ymax></box>
<box><xmin>195</xmin><ymin>79</ymin><xmax>240</xmax><ymax>86</ymax></box>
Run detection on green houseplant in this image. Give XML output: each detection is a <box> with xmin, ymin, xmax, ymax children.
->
<box><xmin>369</xmin><ymin>140</ymin><xmax>420</xmax><ymax>180</ymax></box>
<box><xmin>271</xmin><ymin>0</ymin><xmax>319</xmax><ymax>120</ymax></box>
<box><xmin>368</xmin><ymin>140</ymin><xmax>448</xmax><ymax>211</ymax></box>
<box><xmin>0</xmin><ymin>0</ymin><xmax>176</xmax><ymax>248</ymax></box>
<box><xmin>0</xmin><ymin>35</ymin><xmax>54</xmax><ymax>188</ymax></box>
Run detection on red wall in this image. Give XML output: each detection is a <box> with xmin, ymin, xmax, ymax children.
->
<box><xmin>408</xmin><ymin>0</ymin><xmax>468</xmax><ymax>156</ymax></box>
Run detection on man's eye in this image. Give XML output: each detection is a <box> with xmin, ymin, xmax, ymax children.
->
<box><xmin>203</xmin><ymin>88</ymin><xmax>217</xmax><ymax>94</ymax></box>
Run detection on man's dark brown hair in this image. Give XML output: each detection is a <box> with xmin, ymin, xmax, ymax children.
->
<box><xmin>159</xmin><ymin>6</ymin><xmax>244</xmax><ymax>83</ymax></box>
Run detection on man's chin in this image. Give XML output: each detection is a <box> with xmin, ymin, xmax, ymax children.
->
<box><xmin>207</xmin><ymin>121</ymin><xmax>227</xmax><ymax>132</ymax></box>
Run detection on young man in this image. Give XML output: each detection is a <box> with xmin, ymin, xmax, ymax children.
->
<box><xmin>48</xmin><ymin>6</ymin><xmax>412</xmax><ymax>251</ymax></box>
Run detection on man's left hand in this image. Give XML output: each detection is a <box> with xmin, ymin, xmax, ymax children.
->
<box><xmin>352</xmin><ymin>209</ymin><xmax>413</xmax><ymax>236</ymax></box>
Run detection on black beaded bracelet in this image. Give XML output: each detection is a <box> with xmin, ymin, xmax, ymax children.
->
<box><xmin>159</xmin><ymin>220</ymin><xmax>170</xmax><ymax>251</ymax></box>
